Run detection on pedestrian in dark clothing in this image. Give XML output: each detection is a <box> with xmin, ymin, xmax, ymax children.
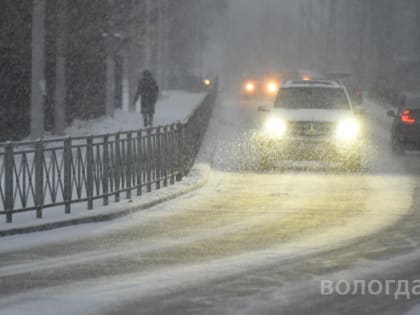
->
<box><xmin>133</xmin><ymin>70</ymin><xmax>159</xmax><ymax>127</ymax></box>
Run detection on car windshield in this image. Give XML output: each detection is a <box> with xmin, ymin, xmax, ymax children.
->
<box><xmin>274</xmin><ymin>87</ymin><xmax>350</xmax><ymax>110</ymax></box>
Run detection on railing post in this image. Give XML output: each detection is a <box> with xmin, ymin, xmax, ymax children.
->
<box><xmin>4</xmin><ymin>142</ymin><xmax>14</xmax><ymax>223</ymax></box>
<box><xmin>103</xmin><ymin>134</ymin><xmax>110</xmax><ymax>206</ymax></box>
<box><xmin>136</xmin><ymin>130</ymin><xmax>143</xmax><ymax>196</ymax></box>
<box><xmin>156</xmin><ymin>127</ymin><xmax>161</xmax><ymax>190</ymax></box>
<box><xmin>163</xmin><ymin>126</ymin><xmax>168</xmax><ymax>187</ymax></box>
<box><xmin>115</xmin><ymin>132</ymin><xmax>121</xmax><ymax>202</ymax></box>
<box><xmin>126</xmin><ymin>131</ymin><xmax>132</xmax><ymax>199</ymax></box>
<box><xmin>169</xmin><ymin>124</ymin><xmax>175</xmax><ymax>185</ymax></box>
<box><xmin>176</xmin><ymin>122</ymin><xmax>184</xmax><ymax>181</ymax></box>
<box><xmin>146</xmin><ymin>128</ymin><xmax>153</xmax><ymax>192</ymax></box>
<box><xmin>35</xmin><ymin>140</ymin><xmax>44</xmax><ymax>219</ymax></box>
<box><xmin>63</xmin><ymin>136</ymin><xmax>72</xmax><ymax>214</ymax></box>
<box><xmin>184</xmin><ymin>121</ymin><xmax>192</xmax><ymax>174</ymax></box>
<box><xmin>86</xmin><ymin>136</ymin><xmax>94</xmax><ymax>210</ymax></box>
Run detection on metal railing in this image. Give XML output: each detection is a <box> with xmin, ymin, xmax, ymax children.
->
<box><xmin>0</xmin><ymin>80</ymin><xmax>217</xmax><ymax>223</ymax></box>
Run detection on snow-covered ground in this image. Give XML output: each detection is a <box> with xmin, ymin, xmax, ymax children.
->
<box><xmin>1</xmin><ymin>95</ymin><xmax>420</xmax><ymax>315</ymax></box>
<box><xmin>63</xmin><ymin>90</ymin><xmax>206</xmax><ymax>137</ymax></box>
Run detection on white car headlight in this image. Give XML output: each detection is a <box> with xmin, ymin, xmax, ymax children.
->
<box><xmin>266</xmin><ymin>81</ymin><xmax>279</xmax><ymax>94</ymax></box>
<box><xmin>264</xmin><ymin>117</ymin><xmax>287</xmax><ymax>139</ymax></box>
<box><xmin>336</xmin><ymin>118</ymin><xmax>360</xmax><ymax>141</ymax></box>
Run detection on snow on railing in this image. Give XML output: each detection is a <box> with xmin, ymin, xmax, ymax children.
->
<box><xmin>0</xmin><ymin>80</ymin><xmax>217</xmax><ymax>223</ymax></box>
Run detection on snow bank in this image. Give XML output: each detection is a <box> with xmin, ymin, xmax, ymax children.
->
<box><xmin>61</xmin><ymin>90</ymin><xmax>206</xmax><ymax>137</ymax></box>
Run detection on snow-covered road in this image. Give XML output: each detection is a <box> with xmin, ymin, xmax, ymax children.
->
<box><xmin>1</xmin><ymin>94</ymin><xmax>420</xmax><ymax>315</ymax></box>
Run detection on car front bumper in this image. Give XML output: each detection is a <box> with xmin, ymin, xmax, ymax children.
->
<box><xmin>256</xmin><ymin>135</ymin><xmax>361</xmax><ymax>161</ymax></box>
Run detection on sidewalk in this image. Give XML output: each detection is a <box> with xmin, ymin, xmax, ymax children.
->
<box><xmin>59</xmin><ymin>90</ymin><xmax>206</xmax><ymax>137</ymax></box>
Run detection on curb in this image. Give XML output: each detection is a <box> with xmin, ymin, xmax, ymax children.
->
<box><xmin>0</xmin><ymin>164</ymin><xmax>211</xmax><ymax>237</ymax></box>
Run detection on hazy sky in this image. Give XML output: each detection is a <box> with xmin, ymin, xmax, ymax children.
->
<box><xmin>225</xmin><ymin>0</ymin><xmax>301</xmax><ymax>75</ymax></box>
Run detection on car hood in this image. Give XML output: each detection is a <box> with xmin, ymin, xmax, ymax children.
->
<box><xmin>271</xmin><ymin>109</ymin><xmax>352</xmax><ymax>122</ymax></box>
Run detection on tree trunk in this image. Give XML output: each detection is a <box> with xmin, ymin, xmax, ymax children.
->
<box><xmin>122</xmin><ymin>47</ymin><xmax>130</xmax><ymax>112</ymax></box>
<box><xmin>30</xmin><ymin>0</ymin><xmax>46</xmax><ymax>139</ymax></box>
<box><xmin>156</xmin><ymin>0</ymin><xmax>165</xmax><ymax>89</ymax></box>
<box><xmin>105</xmin><ymin>0</ymin><xmax>116</xmax><ymax>117</ymax></box>
<box><xmin>144</xmin><ymin>0</ymin><xmax>153</xmax><ymax>70</ymax></box>
<box><xmin>162</xmin><ymin>0</ymin><xmax>170</xmax><ymax>90</ymax></box>
<box><xmin>54</xmin><ymin>0</ymin><xmax>68</xmax><ymax>135</ymax></box>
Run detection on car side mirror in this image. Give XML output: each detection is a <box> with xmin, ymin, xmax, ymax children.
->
<box><xmin>387</xmin><ymin>110</ymin><xmax>397</xmax><ymax>118</ymax></box>
<box><xmin>354</xmin><ymin>105</ymin><xmax>366</xmax><ymax>116</ymax></box>
<box><xmin>258</xmin><ymin>105</ymin><xmax>271</xmax><ymax>113</ymax></box>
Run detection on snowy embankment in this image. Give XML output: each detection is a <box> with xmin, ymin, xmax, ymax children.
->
<box><xmin>63</xmin><ymin>90</ymin><xmax>206</xmax><ymax>137</ymax></box>
<box><xmin>0</xmin><ymin>90</ymin><xmax>207</xmax><ymax>228</ymax></box>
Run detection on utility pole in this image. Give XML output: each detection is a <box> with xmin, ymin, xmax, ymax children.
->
<box><xmin>30</xmin><ymin>0</ymin><xmax>47</xmax><ymax>139</ymax></box>
<box><xmin>54</xmin><ymin>0</ymin><xmax>68</xmax><ymax>134</ymax></box>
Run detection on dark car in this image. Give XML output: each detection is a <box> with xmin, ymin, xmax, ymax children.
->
<box><xmin>241</xmin><ymin>71</ymin><xmax>280</xmax><ymax>99</ymax></box>
<box><xmin>387</xmin><ymin>93</ymin><xmax>420</xmax><ymax>154</ymax></box>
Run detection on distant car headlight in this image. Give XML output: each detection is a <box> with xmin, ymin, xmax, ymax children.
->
<box><xmin>336</xmin><ymin>118</ymin><xmax>360</xmax><ymax>141</ymax></box>
<box><xmin>245</xmin><ymin>82</ymin><xmax>255</xmax><ymax>93</ymax></box>
<box><xmin>263</xmin><ymin>117</ymin><xmax>287</xmax><ymax>139</ymax></box>
<box><xmin>203</xmin><ymin>79</ymin><xmax>211</xmax><ymax>86</ymax></box>
<box><xmin>266</xmin><ymin>81</ymin><xmax>279</xmax><ymax>94</ymax></box>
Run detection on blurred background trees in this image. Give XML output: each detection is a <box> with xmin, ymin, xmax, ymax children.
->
<box><xmin>0</xmin><ymin>0</ymin><xmax>228</xmax><ymax>140</ymax></box>
<box><xmin>2</xmin><ymin>0</ymin><xmax>420</xmax><ymax>141</ymax></box>
<box><xmin>303</xmin><ymin>0</ymin><xmax>417</xmax><ymax>102</ymax></box>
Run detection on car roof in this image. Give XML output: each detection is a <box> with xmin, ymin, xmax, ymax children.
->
<box><xmin>282</xmin><ymin>80</ymin><xmax>343</xmax><ymax>88</ymax></box>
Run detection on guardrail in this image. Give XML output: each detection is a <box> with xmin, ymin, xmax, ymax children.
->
<box><xmin>0</xmin><ymin>80</ymin><xmax>217</xmax><ymax>223</ymax></box>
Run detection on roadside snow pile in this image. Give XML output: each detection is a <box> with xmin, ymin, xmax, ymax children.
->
<box><xmin>64</xmin><ymin>90</ymin><xmax>206</xmax><ymax>137</ymax></box>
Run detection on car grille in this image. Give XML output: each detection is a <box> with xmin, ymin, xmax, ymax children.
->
<box><xmin>288</xmin><ymin>121</ymin><xmax>336</xmax><ymax>137</ymax></box>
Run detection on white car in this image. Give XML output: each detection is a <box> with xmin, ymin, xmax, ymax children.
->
<box><xmin>257</xmin><ymin>80</ymin><xmax>363</xmax><ymax>171</ymax></box>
